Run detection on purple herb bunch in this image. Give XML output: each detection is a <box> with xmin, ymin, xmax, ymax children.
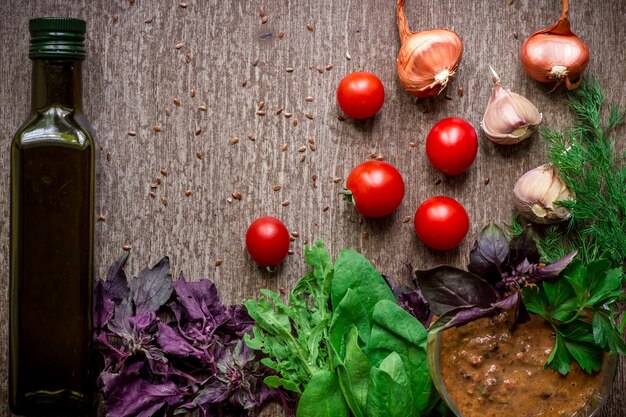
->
<box><xmin>94</xmin><ymin>253</ymin><xmax>294</xmax><ymax>417</ymax></box>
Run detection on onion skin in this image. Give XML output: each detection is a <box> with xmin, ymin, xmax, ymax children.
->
<box><xmin>521</xmin><ymin>0</ymin><xmax>589</xmax><ymax>90</ymax></box>
<box><xmin>396</xmin><ymin>0</ymin><xmax>463</xmax><ymax>98</ymax></box>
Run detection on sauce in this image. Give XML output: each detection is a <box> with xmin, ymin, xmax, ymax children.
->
<box><xmin>439</xmin><ymin>314</ymin><xmax>602</xmax><ymax>417</ymax></box>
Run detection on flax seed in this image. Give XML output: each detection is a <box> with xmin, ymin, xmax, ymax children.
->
<box><xmin>306</xmin><ymin>23</ymin><xmax>314</xmax><ymax>32</ymax></box>
<box><xmin>261</xmin><ymin>16</ymin><xmax>269</xmax><ymax>24</ymax></box>
<box><xmin>144</xmin><ymin>18</ymin><xmax>153</xmax><ymax>23</ymax></box>
<box><xmin>292</xmin><ymin>119</ymin><xmax>299</xmax><ymax>126</ymax></box>
<box><xmin>309</xmin><ymin>144</ymin><xmax>316</xmax><ymax>152</ymax></box>
<box><xmin>281</xmin><ymin>199</ymin><xmax>290</xmax><ymax>206</ymax></box>
<box><xmin>281</xmin><ymin>143</ymin><xmax>288</xmax><ymax>151</ymax></box>
<box><xmin>179</xmin><ymin>2</ymin><xmax>188</xmax><ymax>8</ymax></box>
<box><xmin>198</xmin><ymin>104</ymin><xmax>207</xmax><ymax>111</ymax></box>
<box><xmin>323</xmin><ymin>204</ymin><xmax>329</xmax><ymax>212</ymax></box>
<box><xmin>300</xmin><ymin>155</ymin><xmax>306</xmax><ymax>162</ymax></box>
<box><xmin>333</xmin><ymin>177</ymin><xmax>341</xmax><ymax>183</ymax></box>
<box><xmin>458</xmin><ymin>87</ymin><xmax>464</xmax><ymax>97</ymax></box>
<box><xmin>195</xmin><ymin>128</ymin><xmax>202</xmax><ymax>136</ymax></box>
<box><xmin>215</xmin><ymin>259</ymin><xmax>223</xmax><ymax>267</ymax></box>
<box><xmin>247</xmin><ymin>133</ymin><xmax>256</xmax><ymax>141</ymax></box>
<box><xmin>275</xmin><ymin>107</ymin><xmax>283</xmax><ymax>115</ymax></box>
<box><xmin>289</xmin><ymin>236</ymin><xmax>295</xmax><ymax>242</ymax></box>
<box><xmin>305</xmin><ymin>96</ymin><xmax>314</xmax><ymax>102</ymax></box>
<box><xmin>190</xmin><ymin>88</ymin><xmax>195</xmax><ymax>97</ymax></box>
<box><xmin>112</xmin><ymin>15</ymin><xmax>119</xmax><ymax>24</ymax></box>
<box><xmin>227</xmin><ymin>197</ymin><xmax>233</xmax><ymax>203</ymax></box>
<box><xmin>326</xmin><ymin>64</ymin><xmax>334</xmax><ymax>71</ymax></box>
<box><xmin>258</xmin><ymin>100</ymin><xmax>265</xmax><ymax>110</ymax></box>
<box><xmin>362</xmin><ymin>231</ymin><xmax>369</xmax><ymax>240</ymax></box>
<box><xmin>305</xmin><ymin>112</ymin><xmax>313</xmax><ymax>120</ymax></box>
<box><xmin>513</xmin><ymin>32</ymin><xmax>519</xmax><ymax>39</ymax></box>
<box><xmin>184</xmin><ymin>190</ymin><xmax>192</xmax><ymax>197</ymax></box>
<box><xmin>279</xmin><ymin>31</ymin><xmax>285</xmax><ymax>39</ymax></box>
<box><xmin>259</xmin><ymin>7</ymin><xmax>265</xmax><ymax>17</ymax></box>
<box><xmin>409</xmin><ymin>142</ymin><xmax>417</xmax><ymax>147</ymax></box>
<box><xmin>484</xmin><ymin>177</ymin><xmax>491</xmax><ymax>185</ymax></box>
<box><xmin>272</xmin><ymin>184</ymin><xmax>282</xmax><ymax>191</ymax></box>
<box><xmin>256</xmin><ymin>110</ymin><xmax>266</xmax><ymax>116</ymax></box>
<box><xmin>242</xmin><ymin>78</ymin><xmax>248</xmax><ymax>87</ymax></box>
<box><xmin>97</xmin><ymin>213</ymin><xmax>106</xmax><ymax>221</ymax></box>
<box><xmin>435</xmin><ymin>178</ymin><xmax>442</xmax><ymax>185</ymax></box>
<box><xmin>156</xmin><ymin>178</ymin><xmax>161</xmax><ymax>185</ymax></box>
<box><xmin>337</xmin><ymin>114</ymin><xmax>346</xmax><ymax>121</ymax></box>
<box><xmin>286</xmin><ymin>67</ymin><xmax>294</xmax><ymax>73</ymax></box>
<box><xmin>346</xmin><ymin>51</ymin><xmax>352</xmax><ymax>60</ymax></box>
<box><xmin>160</xmin><ymin>168</ymin><xmax>168</xmax><ymax>176</ymax></box>
<box><xmin>291</xmin><ymin>231</ymin><xmax>300</xmax><ymax>238</ymax></box>
<box><xmin>173</xmin><ymin>98</ymin><xmax>181</xmax><ymax>106</ymax></box>
<box><xmin>403</xmin><ymin>216</ymin><xmax>411</xmax><ymax>223</ymax></box>
<box><xmin>153</xmin><ymin>124</ymin><xmax>162</xmax><ymax>132</ymax></box>
<box><xmin>149</xmin><ymin>191</ymin><xmax>156</xmax><ymax>198</ymax></box>
<box><xmin>284</xmin><ymin>112</ymin><xmax>292</xmax><ymax>118</ymax></box>
<box><xmin>175</xmin><ymin>43</ymin><xmax>184</xmax><ymax>49</ymax></box>
<box><xmin>317</xmin><ymin>67</ymin><xmax>325</xmax><ymax>74</ymax></box>
<box><xmin>279</xmin><ymin>287</ymin><xmax>286</xmax><ymax>294</ymax></box>
<box><xmin>150</xmin><ymin>182</ymin><xmax>158</xmax><ymax>189</ymax></box>
<box><xmin>230</xmin><ymin>136</ymin><xmax>239</xmax><ymax>145</ymax></box>
<box><xmin>185</xmin><ymin>52</ymin><xmax>192</xmax><ymax>63</ymax></box>
<box><xmin>288</xmin><ymin>249</ymin><xmax>294</xmax><ymax>255</ymax></box>
<box><xmin>161</xmin><ymin>197</ymin><xmax>169</xmax><ymax>206</ymax></box>
<box><xmin>123</xmin><ymin>244</ymin><xmax>132</xmax><ymax>251</ymax></box>
<box><xmin>252</xmin><ymin>57</ymin><xmax>260</xmax><ymax>67</ymax></box>
<box><xmin>196</xmin><ymin>151</ymin><xmax>204</xmax><ymax>159</ymax></box>
<box><xmin>127</xmin><ymin>130</ymin><xmax>137</xmax><ymax>137</ymax></box>
<box><xmin>165</xmin><ymin>108</ymin><xmax>171</xmax><ymax>116</ymax></box>
<box><xmin>445</xmin><ymin>94</ymin><xmax>453</xmax><ymax>101</ymax></box>
<box><xmin>298</xmin><ymin>146</ymin><xmax>306</xmax><ymax>152</ymax></box>
<box><xmin>232</xmin><ymin>192</ymin><xmax>243</xmax><ymax>200</ymax></box>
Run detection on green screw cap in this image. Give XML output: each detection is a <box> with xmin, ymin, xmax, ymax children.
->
<box><xmin>29</xmin><ymin>17</ymin><xmax>86</xmax><ymax>60</ymax></box>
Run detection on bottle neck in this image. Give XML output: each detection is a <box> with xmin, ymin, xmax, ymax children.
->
<box><xmin>31</xmin><ymin>60</ymin><xmax>83</xmax><ymax>111</ymax></box>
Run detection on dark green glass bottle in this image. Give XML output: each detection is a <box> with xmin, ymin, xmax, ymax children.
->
<box><xmin>9</xmin><ymin>17</ymin><xmax>95</xmax><ymax>415</ymax></box>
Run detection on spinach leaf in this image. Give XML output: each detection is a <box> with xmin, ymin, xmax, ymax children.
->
<box><xmin>365</xmin><ymin>366</ymin><xmax>412</xmax><ymax>417</ymax></box>
<box><xmin>296</xmin><ymin>370</ymin><xmax>349</xmax><ymax>417</ymax></box>
<box><xmin>336</xmin><ymin>327</ymin><xmax>370</xmax><ymax>417</ymax></box>
<box><xmin>330</xmin><ymin>289</ymin><xmax>371</xmax><ymax>358</ymax></box>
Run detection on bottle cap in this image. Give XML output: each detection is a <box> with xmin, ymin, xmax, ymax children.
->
<box><xmin>29</xmin><ymin>17</ymin><xmax>86</xmax><ymax>60</ymax></box>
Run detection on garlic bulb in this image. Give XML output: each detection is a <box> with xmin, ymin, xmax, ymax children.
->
<box><xmin>514</xmin><ymin>164</ymin><xmax>572</xmax><ymax>224</ymax></box>
<box><xmin>396</xmin><ymin>0</ymin><xmax>463</xmax><ymax>98</ymax></box>
<box><xmin>481</xmin><ymin>68</ymin><xmax>542</xmax><ymax>145</ymax></box>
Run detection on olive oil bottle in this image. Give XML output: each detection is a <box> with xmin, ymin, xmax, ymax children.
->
<box><xmin>9</xmin><ymin>18</ymin><xmax>95</xmax><ymax>415</ymax></box>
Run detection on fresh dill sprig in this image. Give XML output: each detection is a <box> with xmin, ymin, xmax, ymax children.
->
<box><xmin>538</xmin><ymin>79</ymin><xmax>626</xmax><ymax>266</ymax></box>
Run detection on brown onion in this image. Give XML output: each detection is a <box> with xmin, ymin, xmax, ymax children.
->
<box><xmin>396</xmin><ymin>0</ymin><xmax>463</xmax><ymax>98</ymax></box>
<box><xmin>521</xmin><ymin>0</ymin><xmax>589</xmax><ymax>90</ymax></box>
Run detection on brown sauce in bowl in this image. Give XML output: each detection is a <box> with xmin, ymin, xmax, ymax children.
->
<box><xmin>439</xmin><ymin>314</ymin><xmax>603</xmax><ymax>417</ymax></box>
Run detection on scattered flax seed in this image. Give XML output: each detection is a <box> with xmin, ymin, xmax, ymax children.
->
<box><xmin>317</xmin><ymin>67</ymin><xmax>325</xmax><ymax>74</ymax></box>
<box><xmin>513</xmin><ymin>32</ymin><xmax>519</xmax><ymax>39</ymax></box>
<box><xmin>292</xmin><ymin>119</ymin><xmax>299</xmax><ymax>126</ymax></box>
<box><xmin>185</xmin><ymin>53</ymin><xmax>192</xmax><ymax>63</ymax></box>
<box><xmin>173</xmin><ymin>98</ymin><xmax>181</xmax><ymax>106</ymax></box>
<box><xmin>309</xmin><ymin>144</ymin><xmax>316</xmax><ymax>152</ymax></box>
<box><xmin>305</xmin><ymin>112</ymin><xmax>313</xmax><ymax>120</ymax></box>
<box><xmin>232</xmin><ymin>192</ymin><xmax>243</xmax><ymax>200</ymax></box>
<box><xmin>508</xmin><ymin>0</ymin><xmax>515</xmax><ymax>5</ymax></box>
<box><xmin>165</xmin><ymin>108</ymin><xmax>172</xmax><ymax>116</ymax></box>
<box><xmin>286</xmin><ymin>67</ymin><xmax>294</xmax><ymax>73</ymax></box>
<box><xmin>198</xmin><ymin>104</ymin><xmax>207</xmax><ymax>111</ymax></box>
<box><xmin>195</xmin><ymin>128</ymin><xmax>202</xmax><ymax>136</ymax></box>
<box><xmin>272</xmin><ymin>184</ymin><xmax>282</xmax><ymax>191</ymax></box>
<box><xmin>306</xmin><ymin>23</ymin><xmax>314</xmax><ymax>32</ymax></box>
<box><xmin>256</xmin><ymin>110</ymin><xmax>266</xmax><ymax>117</ymax></box>
<box><xmin>196</xmin><ymin>151</ymin><xmax>204</xmax><ymax>159</ymax></box>
<box><xmin>409</xmin><ymin>142</ymin><xmax>417</xmax><ymax>147</ymax></box>
<box><xmin>106</xmin><ymin>153</ymin><xmax>111</xmax><ymax>163</ymax></box>
<box><xmin>127</xmin><ymin>130</ymin><xmax>137</xmax><ymax>137</ymax></box>
<box><xmin>308</xmin><ymin>138</ymin><xmax>316</xmax><ymax>145</ymax></box>
<box><xmin>252</xmin><ymin>58</ymin><xmax>260</xmax><ymax>67</ymax></box>
<box><xmin>144</xmin><ymin>17</ymin><xmax>153</xmax><ymax>23</ymax></box>
<box><xmin>258</xmin><ymin>100</ymin><xmax>265</xmax><ymax>110</ymax></box>
<box><xmin>190</xmin><ymin>88</ymin><xmax>195</xmax><ymax>97</ymax></box>
<box><xmin>281</xmin><ymin>143</ymin><xmax>288</xmax><ymax>152</ymax></box>
<box><xmin>160</xmin><ymin>168</ymin><xmax>168</xmax><ymax>176</ymax></box>
<box><xmin>403</xmin><ymin>216</ymin><xmax>411</xmax><ymax>223</ymax></box>
<box><xmin>435</xmin><ymin>178</ymin><xmax>442</xmax><ymax>185</ymax></box>
<box><xmin>326</xmin><ymin>64</ymin><xmax>334</xmax><ymax>71</ymax></box>
<box><xmin>284</xmin><ymin>112</ymin><xmax>292</xmax><ymax>118</ymax></box>
<box><xmin>261</xmin><ymin>16</ymin><xmax>269</xmax><ymax>24</ymax></box>
<box><xmin>156</xmin><ymin>178</ymin><xmax>162</xmax><ymax>185</ymax></box>
<box><xmin>247</xmin><ymin>133</ymin><xmax>256</xmax><ymax>142</ymax></box>
<box><xmin>457</xmin><ymin>87</ymin><xmax>464</xmax><ymax>97</ymax></box>
<box><xmin>375</xmin><ymin>155</ymin><xmax>385</xmax><ymax>161</ymax></box>
<box><xmin>312</xmin><ymin>174</ymin><xmax>318</xmax><ymax>182</ymax></box>
<box><xmin>175</xmin><ymin>43</ymin><xmax>184</xmax><ymax>49</ymax></box>
<box><xmin>97</xmin><ymin>213</ymin><xmax>106</xmax><ymax>222</ymax></box>
<box><xmin>370</xmin><ymin>153</ymin><xmax>378</xmax><ymax>159</ymax></box>
<box><xmin>300</xmin><ymin>154</ymin><xmax>306</xmax><ymax>162</ymax></box>
<box><xmin>230</xmin><ymin>136</ymin><xmax>239</xmax><ymax>145</ymax></box>
<box><xmin>149</xmin><ymin>191</ymin><xmax>156</xmax><ymax>198</ymax></box>
<box><xmin>153</xmin><ymin>124</ymin><xmax>162</xmax><ymax>132</ymax></box>
<box><xmin>123</xmin><ymin>244</ymin><xmax>132</xmax><ymax>251</ymax></box>
<box><xmin>242</xmin><ymin>78</ymin><xmax>248</xmax><ymax>87</ymax></box>
<box><xmin>161</xmin><ymin>197</ymin><xmax>169</xmax><ymax>206</ymax></box>
<box><xmin>484</xmin><ymin>177</ymin><xmax>491</xmax><ymax>185</ymax></box>
<box><xmin>112</xmin><ymin>15</ymin><xmax>119</xmax><ymax>24</ymax></box>
<box><xmin>279</xmin><ymin>287</ymin><xmax>286</xmax><ymax>294</ymax></box>
<box><xmin>150</xmin><ymin>182</ymin><xmax>158</xmax><ymax>189</ymax></box>
<box><xmin>226</xmin><ymin>197</ymin><xmax>233</xmax><ymax>203</ymax></box>
<box><xmin>215</xmin><ymin>259</ymin><xmax>223</xmax><ymax>267</ymax></box>
<box><xmin>259</xmin><ymin>7</ymin><xmax>265</xmax><ymax>17</ymax></box>
<box><xmin>179</xmin><ymin>2</ymin><xmax>188</xmax><ymax>8</ymax></box>
<box><xmin>346</xmin><ymin>51</ymin><xmax>352</xmax><ymax>60</ymax></box>
<box><xmin>184</xmin><ymin>189</ymin><xmax>192</xmax><ymax>197</ymax></box>
<box><xmin>281</xmin><ymin>199</ymin><xmax>290</xmax><ymax>206</ymax></box>
<box><xmin>298</xmin><ymin>146</ymin><xmax>307</xmax><ymax>152</ymax></box>
<box><xmin>275</xmin><ymin>107</ymin><xmax>283</xmax><ymax>115</ymax></box>
<box><xmin>129</xmin><ymin>0</ymin><xmax>135</xmax><ymax>4</ymax></box>
<box><xmin>337</xmin><ymin>114</ymin><xmax>346</xmax><ymax>122</ymax></box>
<box><xmin>362</xmin><ymin>231</ymin><xmax>369</xmax><ymax>240</ymax></box>
<box><xmin>291</xmin><ymin>231</ymin><xmax>300</xmax><ymax>238</ymax></box>
<box><xmin>305</xmin><ymin>96</ymin><xmax>314</xmax><ymax>102</ymax></box>
<box><xmin>333</xmin><ymin>177</ymin><xmax>341</xmax><ymax>183</ymax></box>
<box><xmin>279</xmin><ymin>31</ymin><xmax>285</xmax><ymax>39</ymax></box>
<box><xmin>444</xmin><ymin>94</ymin><xmax>453</xmax><ymax>101</ymax></box>
<box><xmin>288</xmin><ymin>249</ymin><xmax>295</xmax><ymax>255</ymax></box>
<box><xmin>289</xmin><ymin>236</ymin><xmax>296</xmax><ymax>242</ymax></box>
<box><xmin>323</xmin><ymin>204</ymin><xmax>330</xmax><ymax>212</ymax></box>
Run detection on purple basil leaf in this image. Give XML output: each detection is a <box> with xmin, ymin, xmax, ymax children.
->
<box><xmin>468</xmin><ymin>223</ymin><xmax>509</xmax><ymax>282</ymax></box>
<box><xmin>94</xmin><ymin>279</ymin><xmax>115</xmax><ymax>330</ymax></box>
<box><xmin>131</xmin><ymin>257</ymin><xmax>173</xmax><ymax>315</ymax></box>
<box><xmin>102</xmin><ymin>371</ymin><xmax>183</xmax><ymax>417</ymax></box>
<box><xmin>383</xmin><ymin>274</ymin><xmax>433</xmax><ymax>328</ymax></box>
<box><xmin>509</xmin><ymin>227</ymin><xmax>540</xmax><ymax>265</ymax></box>
<box><xmin>416</xmin><ymin>265</ymin><xmax>498</xmax><ymax>315</ymax></box>
<box><xmin>108</xmin><ymin>298</ymin><xmax>134</xmax><ymax>337</ymax></box>
<box><xmin>223</xmin><ymin>304</ymin><xmax>256</xmax><ymax>339</ymax></box>
<box><xmin>172</xmin><ymin>275</ymin><xmax>225</xmax><ymax>323</ymax></box>
<box><xmin>157</xmin><ymin>322</ymin><xmax>204</xmax><ymax>360</ymax></box>
<box><xmin>104</xmin><ymin>252</ymin><xmax>131</xmax><ymax>303</ymax></box>
<box><xmin>535</xmin><ymin>251</ymin><xmax>578</xmax><ymax>278</ymax></box>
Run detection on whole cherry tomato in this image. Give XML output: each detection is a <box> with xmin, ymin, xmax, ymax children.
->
<box><xmin>426</xmin><ymin>117</ymin><xmax>478</xmax><ymax>175</ymax></box>
<box><xmin>346</xmin><ymin>161</ymin><xmax>405</xmax><ymax>218</ymax></box>
<box><xmin>336</xmin><ymin>71</ymin><xmax>385</xmax><ymax>119</ymax></box>
<box><xmin>246</xmin><ymin>216</ymin><xmax>290</xmax><ymax>266</ymax></box>
<box><xmin>414</xmin><ymin>196</ymin><xmax>469</xmax><ymax>250</ymax></box>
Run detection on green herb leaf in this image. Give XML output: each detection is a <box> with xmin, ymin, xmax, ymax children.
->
<box><xmin>545</xmin><ymin>332</ymin><xmax>572</xmax><ymax>375</ymax></box>
<box><xmin>296</xmin><ymin>370</ymin><xmax>350</xmax><ymax>417</ymax></box>
<box><xmin>336</xmin><ymin>327</ymin><xmax>370</xmax><ymax>417</ymax></box>
<box><xmin>366</xmin><ymin>366</ymin><xmax>413</xmax><ymax>417</ymax></box>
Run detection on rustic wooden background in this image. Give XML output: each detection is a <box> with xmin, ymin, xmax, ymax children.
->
<box><xmin>1</xmin><ymin>0</ymin><xmax>625</xmax><ymax>416</ymax></box>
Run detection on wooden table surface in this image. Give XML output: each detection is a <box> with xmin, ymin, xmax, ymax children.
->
<box><xmin>1</xmin><ymin>0</ymin><xmax>625</xmax><ymax>416</ymax></box>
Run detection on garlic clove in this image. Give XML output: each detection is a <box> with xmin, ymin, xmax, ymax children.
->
<box><xmin>513</xmin><ymin>164</ymin><xmax>572</xmax><ymax>224</ymax></box>
<box><xmin>481</xmin><ymin>69</ymin><xmax>542</xmax><ymax>145</ymax></box>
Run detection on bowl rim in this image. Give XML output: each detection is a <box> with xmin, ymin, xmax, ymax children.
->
<box><xmin>427</xmin><ymin>327</ymin><xmax>618</xmax><ymax>417</ymax></box>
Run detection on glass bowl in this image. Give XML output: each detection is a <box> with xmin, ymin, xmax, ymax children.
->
<box><xmin>427</xmin><ymin>331</ymin><xmax>618</xmax><ymax>417</ymax></box>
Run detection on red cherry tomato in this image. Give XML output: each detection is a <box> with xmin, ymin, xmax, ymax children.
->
<box><xmin>346</xmin><ymin>161</ymin><xmax>405</xmax><ymax>218</ymax></box>
<box><xmin>246</xmin><ymin>216</ymin><xmax>290</xmax><ymax>266</ymax></box>
<box><xmin>336</xmin><ymin>71</ymin><xmax>385</xmax><ymax>119</ymax></box>
<box><xmin>426</xmin><ymin>117</ymin><xmax>478</xmax><ymax>175</ymax></box>
<box><xmin>414</xmin><ymin>196</ymin><xmax>470</xmax><ymax>250</ymax></box>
